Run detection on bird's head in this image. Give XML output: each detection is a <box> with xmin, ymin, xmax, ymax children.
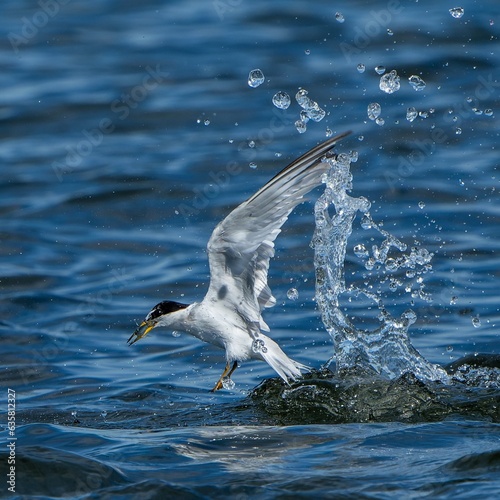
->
<box><xmin>127</xmin><ymin>300</ymin><xmax>189</xmax><ymax>345</ymax></box>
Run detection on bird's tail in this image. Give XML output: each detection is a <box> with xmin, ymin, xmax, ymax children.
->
<box><xmin>257</xmin><ymin>334</ymin><xmax>309</xmax><ymax>383</ymax></box>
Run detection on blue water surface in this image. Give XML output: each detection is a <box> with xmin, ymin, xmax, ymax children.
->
<box><xmin>1</xmin><ymin>0</ymin><xmax>499</xmax><ymax>498</ymax></box>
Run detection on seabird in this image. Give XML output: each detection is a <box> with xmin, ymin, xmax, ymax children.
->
<box><xmin>128</xmin><ymin>131</ymin><xmax>351</xmax><ymax>391</ymax></box>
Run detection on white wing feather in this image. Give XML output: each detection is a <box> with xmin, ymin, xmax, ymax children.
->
<box><xmin>205</xmin><ymin>132</ymin><xmax>351</xmax><ymax>336</ymax></box>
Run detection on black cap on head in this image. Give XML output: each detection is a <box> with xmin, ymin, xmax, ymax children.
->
<box><xmin>146</xmin><ymin>300</ymin><xmax>188</xmax><ymax>321</ymax></box>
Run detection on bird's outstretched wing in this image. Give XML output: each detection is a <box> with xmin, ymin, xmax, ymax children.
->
<box><xmin>205</xmin><ymin>131</ymin><xmax>351</xmax><ymax>335</ymax></box>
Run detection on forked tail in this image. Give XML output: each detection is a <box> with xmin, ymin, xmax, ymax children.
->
<box><xmin>257</xmin><ymin>335</ymin><xmax>309</xmax><ymax>383</ymax></box>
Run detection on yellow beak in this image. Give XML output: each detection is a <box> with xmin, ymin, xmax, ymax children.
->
<box><xmin>127</xmin><ymin>320</ymin><xmax>155</xmax><ymax>346</ymax></box>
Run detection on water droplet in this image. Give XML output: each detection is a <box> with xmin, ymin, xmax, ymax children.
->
<box><xmin>446</xmin><ymin>345</ymin><xmax>454</xmax><ymax>352</ymax></box>
<box><xmin>408</xmin><ymin>75</ymin><xmax>426</xmax><ymax>91</ymax></box>
<box><xmin>375</xmin><ymin>65</ymin><xmax>386</xmax><ymax>75</ymax></box>
<box><xmin>204</xmin><ymin>119</ymin><xmax>210</xmax><ymax>126</ymax></box>
<box><xmin>472</xmin><ymin>108</ymin><xmax>482</xmax><ymax>115</ymax></box>
<box><xmin>357</xmin><ymin>63</ymin><xmax>365</xmax><ymax>73</ymax></box>
<box><xmin>375</xmin><ymin>117</ymin><xmax>385</xmax><ymax>126</ymax></box>
<box><xmin>418</xmin><ymin>201</ymin><xmax>425</xmax><ymax>209</ymax></box>
<box><xmin>304</xmin><ymin>49</ymin><xmax>311</xmax><ymax>55</ymax></box>
<box><xmin>406</xmin><ymin>107</ymin><xmax>418</xmax><ymax>122</ymax></box>
<box><xmin>172</xmin><ymin>330</ymin><xmax>181</xmax><ymax>337</ymax></box>
<box><xmin>249</xmin><ymin>162</ymin><xmax>257</xmax><ymax>169</ymax></box>
<box><xmin>385</xmin><ymin>258</ymin><xmax>398</xmax><ymax>271</ymax></box>
<box><xmin>300</xmin><ymin>110</ymin><xmax>310</xmax><ymax>123</ymax></box>
<box><xmin>295</xmin><ymin>120</ymin><xmax>307</xmax><ymax>134</ymax></box>
<box><xmin>358</xmin><ymin>135</ymin><xmax>364</xmax><ymax>141</ymax></box>
<box><xmin>248</xmin><ymin>68</ymin><xmax>265</xmax><ymax>88</ymax></box>
<box><xmin>455</xmin><ymin>127</ymin><xmax>462</xmax><ymax>135</ymax></box>
<box><xmin>252</xmin><ymin>339</ymin><xmax>268</xmax><ymax>353</ymax></box>
<box><xmin>379</xmin><ymin>70</ymin><xmax>400</xmax><ymax>94</ymax></box>
<box><xmin>335</xmin><ymin>12</ymin><xmax>345</xmax><ymax>23</ymax></box>
<box><xmin>248</xmin><ymin>140</ymin><xmax>255</xmax><ymax>148</ymax></box>
<box><xmin>101</xmin><ymin>410</ymin><xmax>108</xmax><ymax>418</ymax></box>
<box><xmin>222</xmin><ymin>377</ymin><xmax>235</xmax><ymax>390</ymax></box>
<box><xmin>272</xmin><ymin>91</ymin><xmax>291</xmax><ymax>109</ymax></box>
<box><xmin>450</xmin><ymin>296</ymin><xmax>458</xmax><ymax>305</ymax></box>
<box><xmin>419</xmin><ymin>111</ymin><xmax>428</xmax><ymax>118</ymax></box>
<box><xmin>325</xmin><ymin>127</ymin><xmax>333</xmax><ymax>137</ymax></box>
<box><xmin>361</xmin><ymin>215</ymin><xmax>373</xmax><ymax>229</ymax></box>
<box><xmin>484</xmin><ymin>109</ymin><xmax>493</xmax><ymax>116</ymax></box>
<box><xmin>449</xmin><ymin>7</ymin><xmax>464</xmax><ymax>19</ymax></box>
<box><xmin>307</xmin><ymin>106</ymin><xmax>326</xmax><ymax>122</ymax></box>
<box><xmin>354</xmin><ymin>244</ymin><xmax>369</xmax><ymax>258</ymax></box>
<box><xmin>365</xmin><ymin>257</ymin><xmax>376</xmax><ymax>270</ymax></box>
<box><xmin>472</xmin><ymin>316</ymin><xmax>481</xmax><ymax>328</ymax></box>
<box><xmin>287</xmin><ymin>288</ymin><xmax>299</xmax><ymax>300</ymax></box>
<box><xmin>296</xmin><ymin>88</ymin><xmax>310</xmax><ymax>107</ymax></box>
<box><xmin>348</xmin><ymin>150</ymin><xmax>359</xmax><ymax>162</ymax></box>
<box><xmin>367</xmin><ymin>102</ymin><xmax>381</xmax><ymax>120</ymax></box>
<box><xmin>387</xmin><ymin>28</ymin><xmax>394</xmax><ymax>36</ymax></box>
<box><xmin>402</xmin><ymin>310</ymin><xmax>417</xmax><ymax>325</ymax></box>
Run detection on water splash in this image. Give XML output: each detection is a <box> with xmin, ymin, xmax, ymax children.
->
<box><xmin>312</xmin><ymin>153</ymin><xmax>449</xmax><ymax>383</ymax></box>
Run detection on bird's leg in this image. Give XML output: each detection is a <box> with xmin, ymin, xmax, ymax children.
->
<box><xmin>211</xmin><ymin>361</ymin><xmax>238</xmax><ymax>392</ymax></box>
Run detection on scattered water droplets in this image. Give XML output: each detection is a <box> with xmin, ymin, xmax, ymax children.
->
<box><xmin>408</xmin><ymin>75</ymin><xmax>426</xmax><ymax>91</ymax></box>
<box><xmin>295</xmin><ymin>119</ymin><xmax>307</xmax><ymax>134</ymax></box>
<box><xmin>272</xmin><ymin>91</ymin><xmax>291</xmax><ymax>109</ymax></box>
<box><xmin>354</xmin><ymin>244</ymin><xmax>369</xmax><ymax>258</ymax></box>
<box><xmin>379</xmin><ymin>70</ymin><xmax>400</xmax><ymax>94</ymax></box>
<box><xmin>295</xmin><ymin>88</ymin><xmax>310</xmax><ymax>107</ymax></box>
<box><xmin>406</xmin><ymin>107</ymin><xmax>418</xmax><ymax>122</ymax></box>
<box><xmin>248</xmin><ymin>68</ymin><xmax>265</xmax><ymax>88</ymax></box>
<box><xmin>221</xmin><ymin>377</ymin><xmax>235</xmax><ymax>390</ymax></box>
<box><xmin>449</xmin><ymin>7</ymin><xmax>464</xmax><ymax>19</ymax></box>
<box><xmin>172</xmin><ymin>330</ymin><xmax>181</xmax><ymax>337</ymax></box>
<box><xmin>335</xmin><ymin>12</ymin><xmax>345</xmax><ymax>23</ymax></box>
<box><xmin>252</xmin><ymin>339</ymin><xmax>268</xmax><ymax>354</ymax></box>
<box><xmin>367</xmin><ymin>102</ymin><xmax>381</xmax><ymax>120</ymax></box>
<box><xmin>309</xmin><ymin>108</ymin><xmax>326</xmax><ymax>122</ymax></box>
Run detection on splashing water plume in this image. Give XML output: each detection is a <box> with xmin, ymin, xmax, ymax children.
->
<box><xmin>313</xmin><ymin>153</ymin><xmax>449</xmax><ymax>383</ymax></box>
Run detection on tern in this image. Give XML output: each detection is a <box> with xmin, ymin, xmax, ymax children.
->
<box><xmin>128</xmin><ymin>131</ymin><xmax>351</xmax><ymax>391</ymax></box>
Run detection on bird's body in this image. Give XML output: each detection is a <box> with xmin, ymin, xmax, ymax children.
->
<box><xmin>128</xmin><ymin>131</ymin><xmax>351</xmax><ymax>391</ymax></box>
